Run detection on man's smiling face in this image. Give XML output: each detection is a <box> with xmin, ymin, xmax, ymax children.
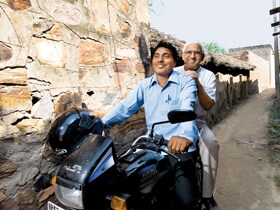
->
<box><xmin>152</xmin><ymin>47</ymin><xmax>176</xmax><ymax>77</ymax></box>
<box><xmin>182</xmin><ymin>43</ymin><xmax>204</xmax><ymax>71</ymax></box>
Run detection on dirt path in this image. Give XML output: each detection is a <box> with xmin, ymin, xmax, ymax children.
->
<box><xmin>213</xmin><ymin>89</ymin><xmax>280</xmax><ymax>210</ymax></box>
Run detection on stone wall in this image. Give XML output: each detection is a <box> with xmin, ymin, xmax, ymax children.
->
<box><xmin>0</xmin><ymin>0</ymin><xmax>150</xmax><ymax>209</ymax></box>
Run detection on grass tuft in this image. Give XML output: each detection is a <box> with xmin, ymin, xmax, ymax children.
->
<box><xmin>267</xmin><ymin>96</ymin><xmax>280</xmax><ymax>187</ymax></box>
<box><xmin>268</xmin><ymin>96</ymin><xmax>280</xmax><ymax>147</ymax></box>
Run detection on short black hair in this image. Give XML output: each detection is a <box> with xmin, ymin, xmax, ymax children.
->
<box><xmin>151</xmin><ymin>40</ymin><xmax>179</xmax><ymax>63</ymax></box>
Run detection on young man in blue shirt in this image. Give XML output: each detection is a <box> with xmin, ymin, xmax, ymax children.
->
<box><xmin>102</xmin><ymin>40</ymin><xmax>199</xmax><ymax>209</ymax></box>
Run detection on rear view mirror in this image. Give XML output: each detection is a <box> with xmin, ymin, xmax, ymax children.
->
<box><xmin>168</xmin><ymin>110</ymin><xmax>196</xmax><ymax>124</ymax></box>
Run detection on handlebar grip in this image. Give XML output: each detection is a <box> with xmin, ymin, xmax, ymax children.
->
<box><xmin>163</xmin><ymin>139</ymin><xmax>169</xmax><ymax>146</ymax></box>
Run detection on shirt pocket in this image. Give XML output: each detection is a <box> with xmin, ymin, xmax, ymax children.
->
<box><xmin>168</xmin><ymin>98</ymin><xmax>180</xmax><ymax>111</ymax></box>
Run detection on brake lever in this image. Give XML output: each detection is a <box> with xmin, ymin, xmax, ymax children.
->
<box><xmin>158</xmin><ymin>148</ymin><xmax>181</xmax><ymax>162</ymax></box>
<box><xmin>155</xmin><ymin>136</ymin><xmax>181</xmax><ymax>162</ymax></box>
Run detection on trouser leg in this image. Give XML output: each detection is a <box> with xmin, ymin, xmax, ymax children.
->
<box><xmin>197</xmin><ymin>123</ymin><xmax>220</xmax><ymax>198</ymax></box>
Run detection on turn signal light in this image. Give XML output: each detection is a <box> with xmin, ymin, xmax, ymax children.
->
<box><xmin>110</xmin><ymin>196</ymin><xmax>127</xmax><ymax>210</ymax></box>
<box><xmin>51</xmin><ymin>176</ymin><xmax>57</xmax><ymax>185</ymax></box>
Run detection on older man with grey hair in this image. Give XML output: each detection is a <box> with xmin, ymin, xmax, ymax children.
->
<box><xmin>174</xmin><ymin>41</ymin><xmax>220</xmax><ymax>210</ymax></box>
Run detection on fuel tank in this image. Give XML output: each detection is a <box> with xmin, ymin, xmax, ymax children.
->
<box><xmin>120</xmin><ymin>149</ymin><xmax>172</xmax><ymax>194</ymax></box>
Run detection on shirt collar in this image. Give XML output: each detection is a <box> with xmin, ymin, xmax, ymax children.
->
<box><xmin>149</xmin><ymin>70</ymin><xmax>179</xmax><ymax>87</ymax></box>
<box><xmin>197</xmin><ymin>66</ymin><xmax>203</xmax><ymax>73</ymax></box>
<box><xmin>182</xmin><ymin>65</ymin><xmax>202</xmax><ymax>72</ymax></box>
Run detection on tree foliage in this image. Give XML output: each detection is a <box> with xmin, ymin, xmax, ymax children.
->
<box><xmin>203</xmin><ymin>42</ymin><xmax>228</xmax><ymax>55</ymax></box>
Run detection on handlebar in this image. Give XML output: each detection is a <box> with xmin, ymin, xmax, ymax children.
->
<box><xmin>116</xmin><ymin>109</ymin><xmax>196</xmax><ymax>162</ymax></box>
<box><xmin>119</xmin><ymin>135</ymin><xmax>181</xmax><ymax>161</ymax></box>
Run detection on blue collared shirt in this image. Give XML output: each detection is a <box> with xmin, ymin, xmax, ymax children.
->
<box><xmin>102</xmin><ymin>70</ymin><xmax>199</xmax><ymax>152</ymax></box>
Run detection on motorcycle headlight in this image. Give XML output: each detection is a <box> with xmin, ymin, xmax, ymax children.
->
<box><xmin>55</xmin><ymin>177</ymin><xmax>83</xmax><ymax>209</ymax></box>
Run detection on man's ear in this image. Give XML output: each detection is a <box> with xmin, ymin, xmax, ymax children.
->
<box><xmin>201</xmin><ymin>53</ymin><xmax>205</xmax><ymax>61</ymax></box>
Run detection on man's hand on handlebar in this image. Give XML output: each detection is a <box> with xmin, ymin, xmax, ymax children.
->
<box><xmin>90</xmin><ymin>110</ymin><xmax>106</xmax><ymax>118</ymax></box>
<box><xmin>167</xmin><ymin>136</ymin><xmax>193</xmax><ymax>154</ymax></box>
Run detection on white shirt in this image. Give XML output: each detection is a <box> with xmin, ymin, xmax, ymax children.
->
<box><xmin>174</xmin><ymin>66</ymin><xmax>216</xmax><ymax>123</ymax></box>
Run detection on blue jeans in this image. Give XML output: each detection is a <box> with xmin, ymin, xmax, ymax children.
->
<box><xmin>168</xmin><ymin>151</ymin><xmax>198</xmax><ymax>210</ymax></box>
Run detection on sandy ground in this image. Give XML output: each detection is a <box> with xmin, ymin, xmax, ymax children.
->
<box><xmin>213</xmin><ymin>89</ymin><xmax>280</xmax><ymax>210</ymax></box>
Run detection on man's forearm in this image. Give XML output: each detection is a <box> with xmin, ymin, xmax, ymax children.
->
<box><xmin>196</xmin><ymin>80</ymin><xmax>215</xmax><ymax>110</ymax></box>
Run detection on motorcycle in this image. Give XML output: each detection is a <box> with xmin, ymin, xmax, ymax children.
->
<box><xmin>47</xmin><ymin>108</ymin><xmax>203</xmax><ymax>210</ymax></box>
